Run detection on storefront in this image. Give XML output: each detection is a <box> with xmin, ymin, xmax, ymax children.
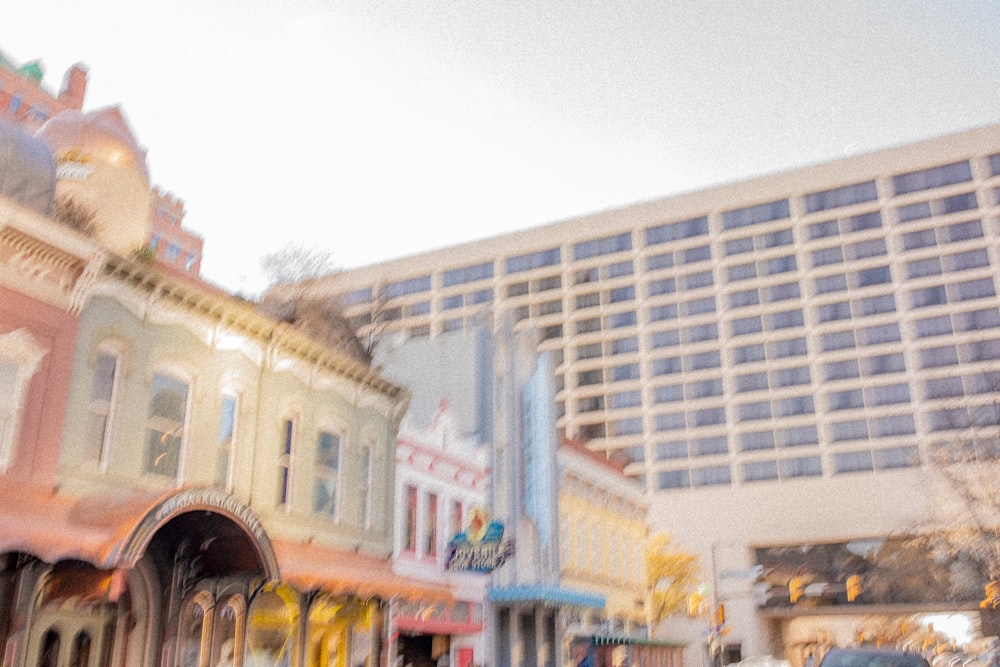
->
<box><xmin>0</xmin><ymin>484</ymin><xmax>448</xmax><ymax>667</ymax></box>
<box><xmin>567</xmin><ymin>635</ymin><xmax>686</xmax><ymax>667</ymax></box>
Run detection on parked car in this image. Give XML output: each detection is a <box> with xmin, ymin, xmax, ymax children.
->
<box><xmin>818</xmin><ymin>648</ymin><xmax>931</xmax><ymax>667</ymax></box>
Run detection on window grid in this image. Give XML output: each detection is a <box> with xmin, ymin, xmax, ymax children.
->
<box><xmin>329</xmin><ymin>146</ymin><xmax>1000</xmax><ymax>491</ymax></box>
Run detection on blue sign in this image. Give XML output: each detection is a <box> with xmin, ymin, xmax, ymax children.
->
<box><xmin>446</xmin><ymin>509</ymin><xmax>515</xmax><ymax>572</ymax></box>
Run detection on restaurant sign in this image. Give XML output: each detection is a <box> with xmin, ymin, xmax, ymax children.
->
<box><xmin>446</xmin><ymin>508</ymin><xmax>515</xmax><ymax>573</ymax></box>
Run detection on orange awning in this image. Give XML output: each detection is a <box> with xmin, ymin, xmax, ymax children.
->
<box><xmin>271</xmin><ymin>539</ymin><xmax>453</xmax><ymax>606</ymax></box>
<box><xmin>0</xmin><ymin>481</ymin><xmax>446</xmax><ymax>605</ymax></box>
<box><xmin>0</xmin><ymin>481</ymin><xmax>279</xmax><ymax>579</ymax></box>
<box><xmin>0</xmin><ymin>480</ymin><xmax>171</xmax><ymax>568</ymax></box>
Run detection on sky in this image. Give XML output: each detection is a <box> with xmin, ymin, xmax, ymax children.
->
<box><xmin>5</xmin><ymin>1</ymin><xmax>1000</xmax><ymax>295</ymax></box>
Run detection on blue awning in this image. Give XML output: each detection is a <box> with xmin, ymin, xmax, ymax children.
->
<box><xmin>488</xmin><ymin>584</ymin><xmax>605</xmax><ymax>609</ymax></box>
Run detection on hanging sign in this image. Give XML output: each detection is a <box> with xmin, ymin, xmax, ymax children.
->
<box><xmin>446</xmin><ymin>507</ymin><xmax>515</xmax><ymax>573</ymax></box>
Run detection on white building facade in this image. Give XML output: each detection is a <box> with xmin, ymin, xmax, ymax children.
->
<box><xmin>391</xmin><ymin>401</ymin><xmax>491</xmax><ymax>667</ymax></box>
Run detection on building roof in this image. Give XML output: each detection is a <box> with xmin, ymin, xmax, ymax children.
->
<box><xmin>100</xmin><ymin>253</ymin><xmax>404</xmax><ymax>398</ymax></box>
<box><xmin>0</xmin><ymin>118</ymin><xmax>55</xmax><ymax>215</ymax></box>
<box><xmin>36</xmin><ymin>106</ymin><xmax>149</xmax><ymax>181</ymax></box>
<box><xmin>560</xmin><ymin>435</ymin><xmax>626</xmax><ymax>473</ymax></box>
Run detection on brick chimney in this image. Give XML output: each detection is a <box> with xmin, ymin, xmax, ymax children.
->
<box><xmin>57</xmin><ymin>64</ymin><xmax>87</xmax><ymax>109</ymax></box>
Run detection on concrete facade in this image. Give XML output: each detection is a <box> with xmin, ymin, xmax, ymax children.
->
<box><xmin>307</xmin><ymin>123</ymin><xmax>1000</xmax><ymax>662</ymax></box>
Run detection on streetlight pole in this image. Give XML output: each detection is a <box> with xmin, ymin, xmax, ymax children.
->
<box><xmin>710</xmin><ymin>542</ymin><xmax>722</xmax><ymax>667</ymax></box>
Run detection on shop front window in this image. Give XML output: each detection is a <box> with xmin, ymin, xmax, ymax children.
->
<box><xmin>246</xmin><ymin>586</ymin><xmax>298</xmax><ymax>667</ymax></box>
<box><xmin>305</xmin><ymin>597</ymin><xmax>377</xmax><ymax>667</ymax></box>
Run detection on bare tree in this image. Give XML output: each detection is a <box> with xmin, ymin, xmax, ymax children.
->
<box><xmin>914</xmin><ymin>394</ymin><xmax>1000</xmax><ymax>587</ymax></box>
<box><xmin>260</xmin><ymin>243</ymin><xmax>336</xmax><ymax>287</ymax></box>
<box><xmin>257</xmin><ymin>245</ymin><xmax>373</xmax><ymax>365</ymax></box>
<box><xmin>359</xmin><ymin>281</ymin><xmax>393</xmax><ymax>359</ymax></box>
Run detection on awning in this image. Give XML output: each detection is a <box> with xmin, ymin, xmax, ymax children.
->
<box><xmin>271</xmin><ymin>539</ymin><xmax>453</xmax><ymax>606</ymax></box>
<box><xmin>0</xmin><ymin>481</ymin><xmax>279</xmax><ymax>578</ymax></box>
<box><xmin>0</xmin><ymin>481</ymin><xmax>448</xmax><ymax>605</ymax></box>
<box><xmin>0</xmin><ymin>480</ymin><xmax>170</xmax><ymax>568</ymax></box>
<box><xmin>587</xmin><ymin>636</ymin><xmax>686</xmax><ymax>648</ymax></box>
<box><xmin>488</xmin><ymin>584</ymin><xmax>605</xmax><ymax>609</ymax></box>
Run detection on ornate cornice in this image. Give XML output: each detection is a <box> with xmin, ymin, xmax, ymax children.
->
<box><xmin>99</xmin><ymin>254</ymin><xmax>405</xmax><ymax>402</ymax></box>
<box><xmin>0</xmin><ymin>198</ymin><xmax>101</xmax><ymax>311</ymax></box>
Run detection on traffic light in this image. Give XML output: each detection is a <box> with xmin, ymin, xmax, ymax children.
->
<box><xmin>789</xmin><ymin>576</ymin><xmax>805</xmax><ymax>604</ymax></box>
<box><xmin>981</xmin><ymin>580</ymin><xmax>1000</xmax><ymax>609</ymax></box>
<box><xmin>688</xmin><ymin>591</ymin><xmax>705</xmax><ymax>616</ymax></box>
<box><xmin>714</xmin><ymin>603</ymin><xmax>726</xmax><ymax>627</ymax></box>
<box><xmin>846</xmin><ymin>575</ymin><xmax>862</xmax><ymax>602</ymax></box>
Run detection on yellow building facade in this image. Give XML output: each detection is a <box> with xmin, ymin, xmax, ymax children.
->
<box><xmin>558</xmin><ymin>439</ymin><xmax>651</xmax><ymax>656</ymax></box>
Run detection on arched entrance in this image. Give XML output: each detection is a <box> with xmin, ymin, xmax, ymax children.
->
<box><xmin>12</xmin><ymin>487</ymin><xmax>277</xmax><ymax>667</ymax></box>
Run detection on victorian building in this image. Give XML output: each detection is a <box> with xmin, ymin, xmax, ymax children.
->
<box><xmin>373</xmin><ymin>323</ymin><xmax>628</xmax><ymax>667</ymax></box>
<box><xmin>0</xmin><ymin>49</ymin><xmax>86</xmax><ymax>132</ymax></box>
<box><xmin>0</xmin><ymin>91</ymin><xmax>445</xmax><ymax>667</ymax></box>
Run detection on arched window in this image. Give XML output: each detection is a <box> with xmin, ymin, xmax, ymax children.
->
<box><xmin>86</xmin><ymin>340</ymin><xmax>127</xmax><ymax>470</ymax></box>
<box><xmin>278</xmin><ymin>418</ymin><xmax>296</xmax><ymax>508</ymax></box>
<box><xmin>215</xmin><ymin>391</ymin><xmax>239</xmax><ymax>491</ymax></box>
<box><xmin>37</xmin><ymin>629</ymin><xmax>60</xmax><ymax>667</ymax></box>
<box><xmin>245</xmin><ymin>586</ymin><xmax>298</xmax><ymax>667</ymax></box>
<box><xmin>359</xmin><ymin>432</ymin><xmax>379</xmax><ymax>530</ymax></box>
<box><xmin>177</xmin><ymin>590</ymin><xmax>214</xmax><ymax>667</ymax></box>
<box><xmin>313</xmin><ymin>429</ymin><xmax>342</xmax><ymax>517</ymax></box>
<box><xmin>213</xmin><ymin>595</ymin><xmax>246</xmax><ymax>667</ymax></box>
<box><xmin>70</xmin><ymin>631</ymin><xmax>91</xmax><ymax>667</ymax></box>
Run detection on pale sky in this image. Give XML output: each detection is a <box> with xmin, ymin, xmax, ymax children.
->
<box><xmin>5</xmin><ymin>1</ymin><xmax>1000</xmax><ymax>295</ymax></box>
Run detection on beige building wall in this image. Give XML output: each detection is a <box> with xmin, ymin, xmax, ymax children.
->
<box><xmin>58</xmin><ymin>260</ymin><xmax>404</xmax><ymax>556</ymax></box>
<box><xmin>311</xmin><ymin>123</ymin><xmax>1000</xmax><ymax>660</ymax></box>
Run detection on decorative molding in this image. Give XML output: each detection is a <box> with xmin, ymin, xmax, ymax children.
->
<box><xmin>0</xmin><ymin>226</ymin><xmax>89</xmax><ymax>309</ymax></box>
<box><xmin>67</xmin><ymin>250</ymin><xmax>107</xmax><ymax>314</ymax></box>
<box><xmin>0</xmin><ymin>328</ymin><xmax>48</xmax><ymax>468</ymax></box>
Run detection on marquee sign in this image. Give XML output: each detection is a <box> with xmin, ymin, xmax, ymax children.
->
<box><xmin>446</xmin><ymin>508</ymin><xmax>515</xmax><ymax>573</ymax></box>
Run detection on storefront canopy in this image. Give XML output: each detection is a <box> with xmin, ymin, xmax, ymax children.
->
<box><xmin>488</xmin><ymin>584</ymin><xmax>605</xmax><ymax>609</ymax></box>
<box><xmin>0</xmin><ymin>481</ymin><xmax>169</xmax><ymax>567</ymax></box>
<box><xmin>0</xmin><ymin>481</ymin><xmax>279</xmax><ymax>578</ymax></box>
<box><xmin>0</xmin><ymin>481</ymin><xmax>452</xmax><ymax>606</ymax></box>
<box><xmin>272</xmin><ymin>539</ymin><xmax>453</xmax><ymax>605</ymax></box>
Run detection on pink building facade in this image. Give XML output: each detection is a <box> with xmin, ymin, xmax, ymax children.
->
<box><xmin>1</xmin><ymin>47</ymin><xmax>203</xmax><ymax>278</ymax></box>
<box><xmin>0</xmin><ymin>51</ymin><xmax>86</xmax><ymax>132</ymax></box>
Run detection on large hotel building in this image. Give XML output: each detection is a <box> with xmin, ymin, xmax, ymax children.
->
<box><xmin>314</xmin><ymin>124</ymin><xmax>1000</xmax><ymax>656</ymax></box>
